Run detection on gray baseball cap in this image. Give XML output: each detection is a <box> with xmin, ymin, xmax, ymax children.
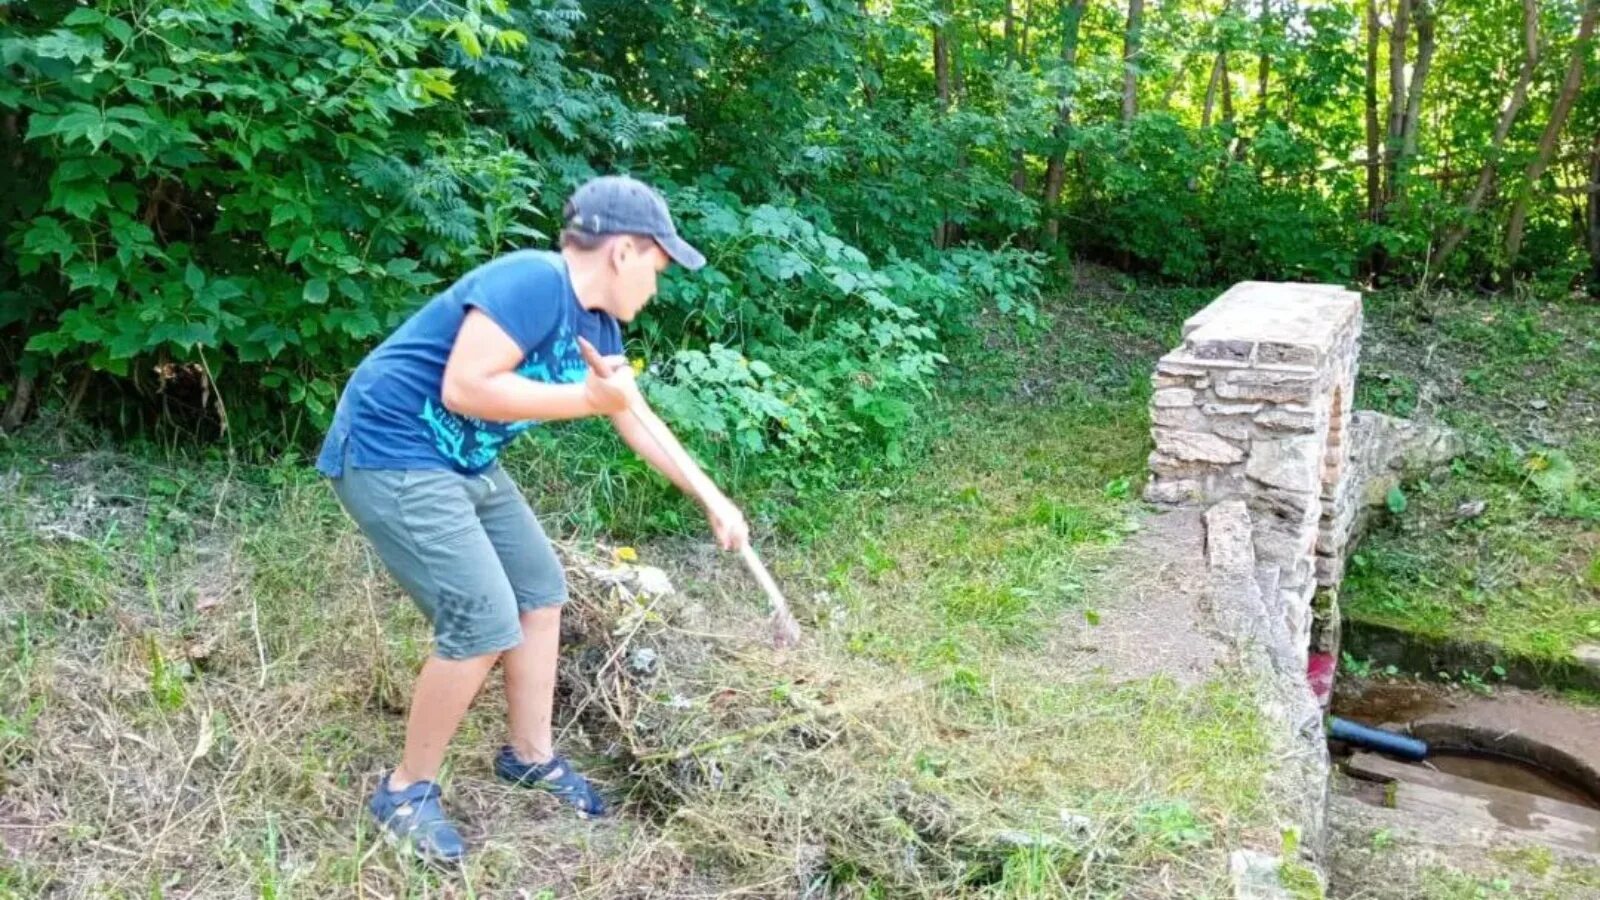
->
<box><xmin>564</xmin><ymin>175</ymin><xmax>706</xmax><ymax>271</ymax></box>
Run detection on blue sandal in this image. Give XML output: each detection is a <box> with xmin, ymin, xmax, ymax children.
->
<box><xmin>368</xmin><ymin>773</ymin><xmax>467</xmax><ymax>866</ymax></box>
<box><xmin>494</xmin><ymin>746</ymin><xmax>608</xmax><ymax>818</ymax></box>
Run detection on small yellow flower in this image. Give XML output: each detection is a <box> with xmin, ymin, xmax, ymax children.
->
<box><xmin>631</xmin><ymin>358</ymin><xmax>645</xmax><ymax>375</ymax></box>
<box><xmin>614</xmin><ymin>546</ymin><xmax>638</xmax><ymax>562</ymax></box>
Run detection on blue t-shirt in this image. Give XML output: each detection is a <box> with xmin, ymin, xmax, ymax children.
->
<box><xmin>315</xmin><ymin>250</ymin><xmax>623</xmax><ymax>477</ymax></box>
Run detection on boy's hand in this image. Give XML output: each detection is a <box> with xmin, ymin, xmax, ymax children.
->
<box><xmin>704</xmin><ymin>495</ymin><xmax>750</xmax><ymax>551</ymax></box>
<box><xmin>578</xmin><ymin>337</ymin><xmax>640</xmax><ymax>415</ymax></box>
<box><xmin>583</xmin><ymin>365</ymin><xmax>637</xmax><ymax>415</ymax></box>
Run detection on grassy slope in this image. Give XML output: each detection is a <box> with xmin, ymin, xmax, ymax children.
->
<box><xmin>1341</xmin><ymin>287</ymin><xmax>1600</xmax><ymax>673</ymax></box>
<box><xmin>0</xmin><ymin>274</ymin><xmax>1300</xmax><ymax>898</ymax></box>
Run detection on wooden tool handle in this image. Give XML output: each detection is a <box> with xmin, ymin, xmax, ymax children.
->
<box><xmin>738</xmin><ymin>543</ymin><xmax>788</xmax><ymax>610</ymax></box>
<box><xmin>578</xmin><ymin>337</ymin><xmax>799</xmax><ymax>642</ymax></box>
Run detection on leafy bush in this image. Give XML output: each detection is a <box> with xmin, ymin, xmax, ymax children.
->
<box><xmin>3</xmin><ymin>0</ymin><xmax>667</xmax><ymax>431</ymax></box>
<box><xmin>0</xmin><ymin>0</ymin><xmax>1047</xmax><ymax>491</ymax></box>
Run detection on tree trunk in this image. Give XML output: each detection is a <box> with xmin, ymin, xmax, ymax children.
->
<box><xmin>63</xmin><ymin>369</ymin><xmax>92</xmax><ymax>421</ymax></box>
<box><xmin>1005</xmin><ymin>0</ymin><xmax>1016</xmax><ymax>58</ymax></box>
<box><xmin>1429</xmin><ymin>0</ymin><xmax>1539</xmax><ymax>274</ymax></box>
<box><xmin>1365</xmin><ymin>0</ymin><xmax>1381</xmax><ymax>224</ymax></box>
<box><xmin>933</xmin><ymin>5</ymin><xmax>952</xmax><ymax>248</ymax></box>
<box><xmin>1121</xmin><ymin>0</ymin><xmax>1144</xmax><ymax>124</ymax></box>
<box><xmin>1008</xmin><ymin>0</ymin><xmax>1027</xmax><ymax>194</ymax></box>
<box><xmin>1202</xmin><ymin>1</ymin><xmax>1239</xmax><ymax>130</ymax></box>
<box><xmin>1506</xmin><ymin>0</ymin><xmax>1600</xmax><ymax>264</ymax></box>
<box><xmin>1399</xmin><ymin>1</ymin><xmax>1436</xmax><ymax>165</ymax></box>
<box><xmin>1203</xmin><ymin>51</ymin><xmax>1225</xmax><ymax>129</ymax></box>
<box><xmin>1383</xmin><ymin>0</ymin><xmax>1412</xmax><ymax>212</ymax></box>
<box><xmin>1256</xmin><ymin>0</ymin><xmax>1272</xmax><ymax>116</ymax></box>
<box><xmin>1220</xmin><ymin>53</ymin><xmax>1235</xmax><ymax>123</ymax></box>
<box><xmin>1041</xmin><ymin>0</ymin><xmax>1089</xmax><ymax>245</ymax></box>
<box><xmin>1019</xmin><ymin>0</ymin><xmax>1034</xmax><ymax>58</ymax></box>
<box><xmin>1586</xmin><ymin>133</ymin><xmax>1600</xmax><ymax>294</ymax></box>
<box><xmin>0</xmin><ymin>372</ymin><xmax>33</xmax><ymax>431</ymax></box>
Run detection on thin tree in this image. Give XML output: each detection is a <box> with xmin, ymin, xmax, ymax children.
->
<box><xmin>1430</xmin><ymin>0</ymin><xmax>1541</xmax><ymax>274</ymax></box>
<box><xmin>1257</xmin><ymin>0</ymin><xmax>1273</xmax><ymax>116</ymax></box>
<box><xmin>933</xmin><ymin>0</ymin><xmax>953</xmax><ymax>248</ymax></box>
<box><xmin>1587</xmin><ymin>132</ymin><xmax>1600</xmax><ymax>290</ymax></box>
<box><xmin>1202</xmin><ymin>0</ymin><xmax>1239</xmax><ymax>130</ymax></box>
<box><xmin>1506</xmin><ymin>0</ymin><xmax>1600</xmax><ymax>263</ymax></box>
<box><xmin>1365</xmin><ymin>0</ymin><xmax>1381</xmax><ymax>224</ymax></box>
<box><xmin>1122</xmin><ymin>0</ymin><xmax>1145</xmax><ymax>123</ymax></box>
<box><xmin>1042</xmin><ymin>0</ymin><xmax>1090</xmax><ymax>244</ymax></box>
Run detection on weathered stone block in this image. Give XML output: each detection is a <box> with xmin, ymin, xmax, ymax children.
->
<box><xmin>1156</xmin><ymin>360</ymin><xmax>1213</xmax><ymax>377</ymax></box>
<box><xmin>1214</xmin><ymin>417</ymin><xmax>1252</xmax><ymax>441</ymax></box>
<box><xmin>1257</xmin><ymin>341</ymin><xmax>1322</xmax><ymax>368</ymax></box>
<box><xmin>1204</xmin><ymin>499</ymin><xmax>1256</xmax><ymax>574</ymax></box>
<box><xmin>1255</xmin><ymin>565</ymin><xmax>1281</xmax><ymax>603</ymax></box>
<box><xmin>1247</xmin><ymin>436</ymin><xmax>1323</xmax><ymax>493</ymax></box>
<box><xmin>1187</xmin><ymin>338</ymin><xmax>1254</xmax><ymax>364</ymax></box>
<box><xmin>1204</xmin><ymin>402</ymin><xmax>1265</xmax><ymax>416</ymax></box>
<box><xmin>1204</xmin><ymin>470</ymin><xmax>1248</xmax><ymax>498</ymax></box>
<box><xmin>1150</xmin><ymin>452</ymin><xmax>1213</xmax><ymax>479</ymax></box>
<box><xmin>1252</xmin><ymin>523</ymin><xmax>1305</xmax><ymax>568</ymax></box>
<box><xmin>1144</xmin><ymin>478</ymin><xmax>1202</xmax><ymax>505</ymax></box>
<box><xmin>1153</xmin><ymin>387</ymin><xmax>1199</xmax><ymax>408</ymax></box>
<box><xmin>1315</xmin><ymin>555</ymin><xmax>1343</xmax><ymax>586</ymax></box>
<box><xmin>1157</xmin><ymin>429</ymin><xmax>1247</xmax><ymax>464</ymax></box>
<box><xmin>1254</xmin><ymin>486</ymin><xmax>1319</xmax><ymax>524</ymax></box>
<box><xmin>1154</xmin><ymin>405</ymin><xmax>1210</xmax><ymax>431</ymax></box>
<box><xmin>1255</xmin><ymin>406</ymin><xmax>1318</xmax><ymax>433</ymax></box>
<box><xmin>1215</xmin><ymin>369</ymin><xmax>1319</xmax><ymax>405</ymax></box>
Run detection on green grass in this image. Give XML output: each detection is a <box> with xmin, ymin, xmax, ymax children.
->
<box><xmin>1341</xmin><ymin>287</ymin><xmax>1600</xmax><ymax>670</ymax></box>
<box><xmin>1405</xmin><ymin>849</ymin><xmax>1600</xmax><ymax>900</ymax></box>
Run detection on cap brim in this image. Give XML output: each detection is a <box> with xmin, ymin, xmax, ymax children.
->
<box><xmin>657</xmin><ymin>233</ymin><xmax>707</xmax><ymax>271</ymax></box>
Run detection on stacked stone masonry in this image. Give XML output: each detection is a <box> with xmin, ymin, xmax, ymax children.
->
<box><xmin>1145</xmin><ymin>282</ymin><xmax>1363</xmax><ymax>668</ymax></box>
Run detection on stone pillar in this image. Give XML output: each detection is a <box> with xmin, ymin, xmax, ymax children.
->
<box><xmin>1145</xmin><ymin>282</ymin><xmax>1362</xmax><ymax>665</ymax></box>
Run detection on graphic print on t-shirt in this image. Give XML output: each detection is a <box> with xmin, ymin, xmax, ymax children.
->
<box><xmin>417</xmin><ymin>317</ymin><xmax>594</xmax><ymax>472</ymax></box>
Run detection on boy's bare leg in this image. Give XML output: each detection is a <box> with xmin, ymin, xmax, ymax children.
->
<box><xmin>388</xmin><ymin>652</ymin><xmax>501</xmax><ymax>790</ymax></box>
<box><xmin>504</xmin><ymin>606</ymin><xmax>561</xmax><ymax>763</ymax></box>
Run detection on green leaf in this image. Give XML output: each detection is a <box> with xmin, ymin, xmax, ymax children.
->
<box><xmin>285</xmin><ymin>235</ymin><xmax>315</xmax><ymax>265</ymax></box>
<box><xmin>1385</xmin><ymin>485</ymin><xmax>1408</xmax><ymax>516</ymax></box>
<box><xmin>185</xmin><ymin>263</ymin><xmax>206</xmax><ymax>293</ymax></box>
<box><xmin>55</xmin><ymin>180</ymin><xmax>110</xmax><ymax>219</ymax></box>
<box><xmin>1527</xmin><ymin>450</ymin><xmax>1578</xmax><ymax>500</ymax></box>
<box><xmin>20</xmin><ymin>217</ymin><xmax>77</xmax><ymax>263</ymax></box>
<box><xmin>104</xmin><ymin>17</ymin><xmax>134</xmax><ymax>45</ymax></box>
<box><xmin>62</xmin><ymin>8</ymin><xmax>105</xmax><ymax>26</ymax></box>
<box><xmin>303</xmin><ymin>279</ymin><xmax>330</xmax><ymax>305</ymax></box>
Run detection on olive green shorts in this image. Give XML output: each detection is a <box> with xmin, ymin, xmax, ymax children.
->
<box><xmin>330</xmin><ymin>460</ymin><xmax>566</xmax><ymax>660</ymax></box>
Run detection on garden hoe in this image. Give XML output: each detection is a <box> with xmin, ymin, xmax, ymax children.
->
<box><xmin>578</xmin><ymin>337</ymin><xmax>802</xmax><ymax>649</ymax></box>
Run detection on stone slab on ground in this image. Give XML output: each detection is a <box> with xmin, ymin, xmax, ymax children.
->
<box><xmin>1345</xmin><ymin>752</ymin><xmax>1600</xmax><ymax>855</ymax></box>
<box><xmin>1327</xmin><ymin>775</ymin><xmax>1600</xmax><ymax>899</ymax></box>
<box><xmin>1067</xmin><ymin>506</ymin><xmax>1225</xmax><ymax>685</ymax></box>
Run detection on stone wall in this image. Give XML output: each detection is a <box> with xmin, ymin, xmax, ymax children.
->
<box><xmin>1144</xmin><ymin>282</ymin><xmax>1363</xmax><ymax>668</ymax></box>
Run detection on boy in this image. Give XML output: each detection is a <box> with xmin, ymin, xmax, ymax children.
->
<box><xmin>315</xmin><ymin>175</ymin><xmax>749</xmax><ymax>864</ymax></box>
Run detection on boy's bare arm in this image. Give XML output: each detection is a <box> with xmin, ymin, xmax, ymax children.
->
<box><xmin>441</xmin><ymin>311</ymin><xmax>635</xmax><ymax>422</ymax></box>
